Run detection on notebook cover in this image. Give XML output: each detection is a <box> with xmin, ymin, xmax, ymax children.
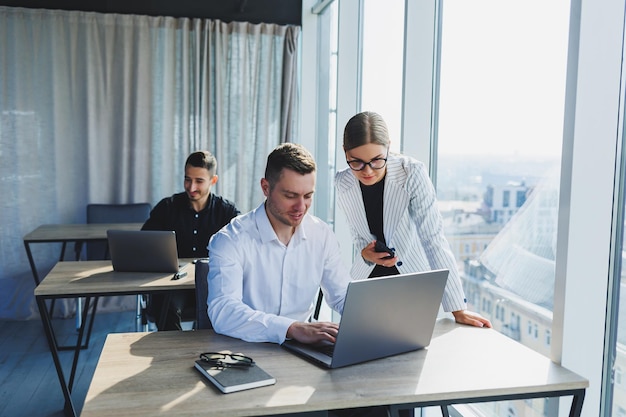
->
<box><xmin>194</xmin><ymin>360</ymin><xmax>276</xmax><ymax>393</ymax></box>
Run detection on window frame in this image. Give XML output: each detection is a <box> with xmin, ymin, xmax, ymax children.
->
<box><xmin>301</xmin><ymin>1</ymin><xmax>625</xmax><ymax>415</ymax></box>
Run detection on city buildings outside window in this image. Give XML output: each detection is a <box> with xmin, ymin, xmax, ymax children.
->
<box><xmin>435</xmin><ymin>1</ymin><xmax>568</xmax><ymax>415</ymax></box>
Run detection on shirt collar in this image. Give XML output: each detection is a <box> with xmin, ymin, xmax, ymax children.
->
<box><xmin>253</xmin><ymin>201</ymin><xmax>308</xmax><ymax>245</ymax></box>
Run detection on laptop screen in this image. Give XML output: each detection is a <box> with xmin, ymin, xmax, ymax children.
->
<box><xmin>107</xmin><ymin>229</ymin><xmax>181</xmax><ymax>273</ymax></box>
<box><xmin>282</xmin><ymin>269</ymin><xmax>449</xmax><ymax>368</ymax></box>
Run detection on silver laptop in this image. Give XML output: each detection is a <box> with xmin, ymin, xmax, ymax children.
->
<box><xmin>282</xmin><ymin>269</ymin><xmax>449</xmax><ymax>368</ymax></box>
<box><xmin>107</xmin><ymin>229</ymin><xmax>183</xmax><ymax>273</ymax></box>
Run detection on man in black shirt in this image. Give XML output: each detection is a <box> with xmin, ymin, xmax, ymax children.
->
<box><xmin>142</xmin><ymin>151</ymin><xmax>239</xmax><ymax>330</ymax></box>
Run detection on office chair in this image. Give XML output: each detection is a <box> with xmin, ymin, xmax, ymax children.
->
<box><xmin>312</xmin><ymin>289</ymin><xmax>323</xmax><ymax>321</ymax></box>
<box><xmin>83</xmin><ymin>203</ymin><xmax>151</xmax><ymax>259</ymax></box>
<box><xmin>77</xmin><ymin>203</ymin><xmax>151</xmax><ymax>331</ymax></box>
<box><xmin>194</xmin><ymin>258</ymin><xmax>212</xmax><ymax>330</ymax></box>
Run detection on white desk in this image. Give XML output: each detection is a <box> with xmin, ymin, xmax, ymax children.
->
<box><xmin>80</xmin><ymin>319</ymin><xmax>588</xmax><ymax>417</ymax></box>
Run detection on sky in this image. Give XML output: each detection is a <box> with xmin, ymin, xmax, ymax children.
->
<box><xmin>360</xmin><ymin>0</ymin><xmax>571</xmax><ymax>158</ymax></box>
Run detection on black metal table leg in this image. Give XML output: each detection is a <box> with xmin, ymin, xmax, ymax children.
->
<box><xmin>158</xmin><ymin>293</ymin><xmax>173</xmax><ymax>331</ymax></box>
<box><xmin>36</xmin><ymin>295</ymin><xmax>77</xmax><ymax>417</ymax></box>
<box><xmin>569</xmin><ymin>389</ymin><xmax>585</xmax><ymax>417</ymax></box>
<box><xmin>68</xmin><ymin>296</ymin><xmax>98</xmax><ymax>391</ymax></box>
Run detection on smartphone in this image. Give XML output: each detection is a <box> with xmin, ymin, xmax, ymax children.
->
<box><xmin>374</xmin><ymin>240</ymin><xmax>395</xmax><ymax>259</ymax></box>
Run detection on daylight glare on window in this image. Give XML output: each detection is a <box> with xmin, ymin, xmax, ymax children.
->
<box><xmin>435</xmin><ymin>0</ymin><xmax>569</xmax><ymax>416</ymax></box>
<box><xmin>361</xmin><ymin>0</ymin><xmax>404</xmax><ymax>153</ymax></box>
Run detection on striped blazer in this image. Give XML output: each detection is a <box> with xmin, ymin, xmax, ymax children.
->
<box><xmin>335</xmin><ymin>153</ymin><xmax>467</xmax><ymax>312</ymax></box>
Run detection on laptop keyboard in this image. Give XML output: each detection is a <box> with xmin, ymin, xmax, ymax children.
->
<box><xmin>315</xmin><ymin>342</ymin><xmax>335</xmax><ymax>356</ymax></box>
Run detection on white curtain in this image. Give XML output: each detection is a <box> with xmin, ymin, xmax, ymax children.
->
<box><xmin>0</xmin><ymin>6</ymin><xmax>300</xmax><ymax>319</ymax></box>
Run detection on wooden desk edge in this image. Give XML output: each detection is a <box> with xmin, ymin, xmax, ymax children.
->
<box><xmin>81</xmin><ymin>323</ymin><xmax>589</xmax><ymax>417</ymax></box>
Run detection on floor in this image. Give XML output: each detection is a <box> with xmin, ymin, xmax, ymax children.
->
<box><xmin>0</xmin><ymin>309</ymin><xmax>137</xmax><ymax>417</ymax></box>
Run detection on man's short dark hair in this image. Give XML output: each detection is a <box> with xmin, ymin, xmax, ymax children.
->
<box><xmin>186</xmin><ymin>151</ymin><xmax>217</xmax><ymax>174</ymax></box>
<box><xmin>264</xmin><ymin>143</ymin><xmax>316</xmax><ymax>188</ymax></box>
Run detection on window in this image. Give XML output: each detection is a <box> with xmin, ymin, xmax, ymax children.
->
<box><xmin>608</xmin><ymin>104</ymin><xmax>626</xmax><ymax>414</ymax></box>
<box><xmin>510</xmin><ymin>313</ymin><xmax>520</xmax><ymax>330</ymax></box>
<box><xmin>516</xmin><ymin>190</ymin><xmax>526</xmax><ymax>208</ymax></box>
<box><xmin>436</xmin><ymin>1</ymin><xmax>569</xmax><ymax>415</ymax></box>
<box><xmin>496</xmin><ymin>304</ymin><xmax>506</xmax><ymax>321</ymax></box>
<box><xmin>331</xmin><ymin>0</ymin><xmax>577</xmax><ymax>415</ymax></box>
<box><xmin>361</xmin><ymin>0</ymin><xmax>404</xmax><ymax>153</ymax></box>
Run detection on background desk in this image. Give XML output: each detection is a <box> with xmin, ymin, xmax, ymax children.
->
<box><xmin>23</xmin><ymin>223</ymin><xmax>143</xmax><ymax>285</ymax></box>
<box><xmin>81</xmin><ymin>319</ymin><xmax>588</xmax><ymax>417</ymax></box>
<box><xmin>35</xmin><ymin>260</ymin><xmax>195</xmax><ymax>417</ymax></box>
<box><xmin>24</xmin><ymin>222</ymin><xmax>145</xmax><ymax>334</ymax></box>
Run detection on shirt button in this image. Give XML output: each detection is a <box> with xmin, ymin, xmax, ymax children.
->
<box><xmin>193</xmin><ymin>230</ymin><xmax>198</xmax><ymax>235</ymax></box>
<box><xmin>195</xmin><ymin>214</ymin><xmax>199</xmax><ymax>218</ymax></box>
<box><xmin>397</xmin><ymin>261</ymin><xmax>403</xmax><ymax>267</ymax></box>
<box><xmin>192</xmin><ymin>247</ymin><xmax>197</xmax><ymax>252</ymax></box>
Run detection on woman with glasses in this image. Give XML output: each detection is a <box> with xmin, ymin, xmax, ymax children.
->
<box><xmin>335</xmin><ymin>111</ymin><xmax>491</xmax><ymax>328</ymax></box>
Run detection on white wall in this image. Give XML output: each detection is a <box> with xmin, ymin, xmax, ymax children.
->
<box><xmin>555</xmin><ymin>0</ymin><xmax>625</xmax><ymax>416</ymax></box>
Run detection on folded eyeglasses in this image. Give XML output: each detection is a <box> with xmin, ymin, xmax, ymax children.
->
<box><xmin>199</xmin><ymin>352</ymin><xmax>255</xmax><ymax>368</ymax></box>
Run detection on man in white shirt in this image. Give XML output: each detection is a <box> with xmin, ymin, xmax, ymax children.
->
<box><xmin>207</xmin><ymin>143</ymin><xmax>352</xmax><ymax>345</ymax></box>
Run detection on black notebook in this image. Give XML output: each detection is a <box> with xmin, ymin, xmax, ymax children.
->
<box><xmin>194</xmin><ymin>360</ymin><xmax>276</xmax><ymax>393</ymax></box>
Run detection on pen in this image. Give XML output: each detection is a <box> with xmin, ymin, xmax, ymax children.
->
<box><xmin>172</xmin><ymin>271</ymin><xmax>188</xmax><ymax>280</ymax></box>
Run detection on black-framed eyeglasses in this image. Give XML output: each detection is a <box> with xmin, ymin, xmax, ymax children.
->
<box><xmin>346</xmin><ymin>151</ymin><xmax>389</xmax><ymax>171</ymax></box>
<box><xmin>200</xmin><ymin>352</ymin><xmax>254</xmax><ymax>368</ymax></box>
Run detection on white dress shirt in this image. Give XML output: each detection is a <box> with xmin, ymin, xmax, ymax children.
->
<box><xmin>207</xmin><ymin>202</ymin><xmax>352</xmax><ymax>344</ymax></box>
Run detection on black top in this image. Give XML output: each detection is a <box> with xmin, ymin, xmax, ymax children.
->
<box><xmin>360</xmin><ymin>179</ymin><xmax>385</xmax><ymax>243</ymax></box>
<box><xmin>360</xmin><ymin>177</ymin><xmax>399</xmax><ymax>278</ymax></box>
<box><xmin>142</xmin><ymin>192</ymin><xmax>239</xmax><ymax>258</ymax></box>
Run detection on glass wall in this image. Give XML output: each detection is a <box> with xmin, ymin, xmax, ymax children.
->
<box><xmin>436</xmin><ymin>0</ymin><xmax>570</xmax><ymax>415</ymax></box>
<box><xmin>608</xmin><ymin>54</ymin><xmax>626</xmax><ymax>417</ymax></box>
<box><xmin>611</xmin><ymin>204</ymin><xmax>626</xmax><ymax>417</ymax></box>
<box><xmin>328</xmin><ymin>0</ymin><xmax>624</xmax><ymax>415</ymax></box>
<box><xmin>361</xmin><ymin>0</ymin><xmax>404</xmax><ymax>153</ymax></box>
<box><xmin>347</xmin><ymin>1</ymin><xmax>570</xmax><ymax>414</ymax></box>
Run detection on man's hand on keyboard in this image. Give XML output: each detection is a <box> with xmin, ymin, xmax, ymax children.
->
<box><xmin>286</xmin><ymin>321</ymin><xmax>339</xmax><ymax>344</ymax></box>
